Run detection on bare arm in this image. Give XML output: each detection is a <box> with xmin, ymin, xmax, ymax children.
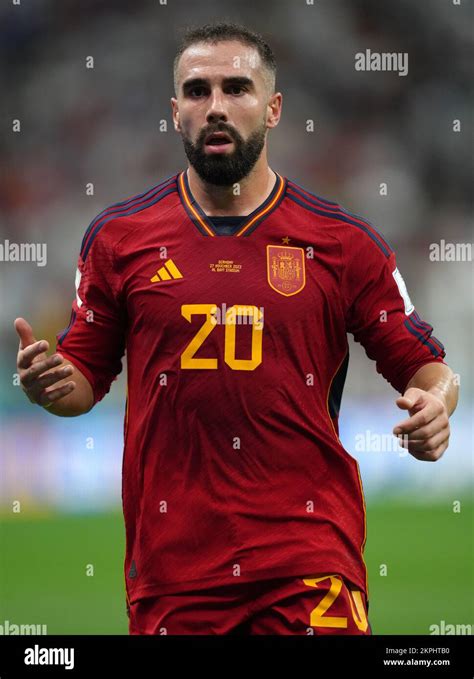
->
<box><xmin>15</xmin><ymin>317</ymin><xmax>94</xmax><ymax>417</ymax></box>
<box><xmin>392</xmin><ymin>362</ymin><xmax>459</xmax><ymax>461</ymax></box>
<box><xmin>403</xmin><ymin>362</ymin><xmax>458</xmax><ymax>416</ymax></box>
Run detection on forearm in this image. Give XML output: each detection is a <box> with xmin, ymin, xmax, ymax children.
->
<box><xmin>406</xmin><ymin>362</ymin><xmax>459</xmax><ymax>416</ymax></box>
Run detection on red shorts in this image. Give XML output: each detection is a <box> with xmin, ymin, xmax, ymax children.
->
<box><xmin>128</xmin><ymin>573</ymin><xmax>372</xmax><ymax>635</ymax></box>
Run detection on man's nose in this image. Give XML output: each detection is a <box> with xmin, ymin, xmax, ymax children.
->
<box><xmin>206</xmin><ymin>88</ymin><xmax>228</xmax><ymax>123</ymax></box>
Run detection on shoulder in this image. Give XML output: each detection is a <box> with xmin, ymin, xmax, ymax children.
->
<box><xmin>285</xmin><ymin>177</ymin><xmax>393</xmax><ymax>259</ymax></box>
<box><xmin>79</xmin><ymin>173</ymin><xmax>180</xmax><ymax>261</ymax></box>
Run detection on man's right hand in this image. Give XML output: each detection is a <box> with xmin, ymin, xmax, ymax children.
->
<box><xmin>15</xmin><ymin>317</ymin><xmax>76</xmax><ymax>407</ymax></box>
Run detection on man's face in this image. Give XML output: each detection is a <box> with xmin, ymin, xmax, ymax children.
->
<box><xmin>171</xmin><ymin>40</ymin><xmax>281</xmax><ymax>186</ymax></box>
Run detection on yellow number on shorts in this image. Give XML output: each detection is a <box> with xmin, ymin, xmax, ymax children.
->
<box><xmin>347</xmin><ymin>589</ymin><xmax>369</xmax><ymax>632</ymax></box>
<box><xmin>303</xmin><ymin>574</ymin><xmax>369</xmax><ymax>631</ymax></box>
<box><xmin>303</xmin><ymin>575</ymin><xmax>348</xmax><ymax>628</ymax></box>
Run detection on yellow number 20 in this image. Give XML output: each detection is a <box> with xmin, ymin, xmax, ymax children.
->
<box><xmin>180</xmin><ymin>303</ymin><xmax>263</xmax><ymax>371</ymax></box>
<box><xmin>303</xmin><ymin>575</ymin><xmax>369</xmax><ymax>632</ymax></box>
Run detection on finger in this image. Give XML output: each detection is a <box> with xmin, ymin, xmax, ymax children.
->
<box><xmin>36</xmin><ymin>365</ymin><xmax>74</xmax><ymax>389</ymax></box>
<box><xmin>393</xmin><ymin>403</ymin><xmax>442</xmax><ymax>435</ymax></box>
<box><xmin>395</xmin><ymin>396</ymin><xmax>419</xmax><ymax>411</ymax></box>
<box><xmin>410</xmin><ymin>440</ymin><xmax>449</xmax><ymax>462</ymax></box>
<box><xmin>399</xmin><ymin>414</ymin><xmax>450</xmax><ymax>441</ymax></box>
<box><xmin>21</xmin><ymin>354</ymin><xmax>64</xmax><ymax>386</ymax></box>
<box><xmin>17</xmin><ymin>340</ymin><xmax>50</xmax><ymax>370</ymax></box>
<box><xmin>38</xmin><ymin>381</ymin><xmax>76</xmax><ymax>407</ymax></box>
<box><xmin>395</xmin><ymin>390</ymin><xmax>424</xmax><ymax>411</ymax></box>
<box><xmin>398</xmin><ymin>427</ymin><xmax>449</xmax><ymax>453</ymax></box>
<box><xmin>14</xmin><ymin>317</ymin><xmax>37</xmax><ymax>350</ymax></box>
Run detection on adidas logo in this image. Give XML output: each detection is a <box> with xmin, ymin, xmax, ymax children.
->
<box><xmin>150</xmin><ymin>259</ymin><xmax>183</xmax><ymax>282</ymax></box>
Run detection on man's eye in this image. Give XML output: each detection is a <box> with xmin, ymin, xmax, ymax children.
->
<box><xmin>228</xmin><ymin>85</ymin><xmax>245</xmax><ymax>95</ymax></box>
<box><xmin>190</xmin><ymin>87</ymin><xmax>205</xmax><ymax>97</ymax></box>
<box><xmin>188</xmin><ymin>85</ymin><xmax>246</xmax><ymax>97</ymax></box>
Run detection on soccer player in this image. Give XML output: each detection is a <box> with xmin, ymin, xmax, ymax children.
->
<box><xmin>15</xmin><ymin>22</ymin><xmax>458</xmax><ymax>635</ymax></box>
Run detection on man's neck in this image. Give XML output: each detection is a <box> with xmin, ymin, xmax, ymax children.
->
<box><xmin>186</xmin><ymin>162</ymin><xmax>276</xmax><ymax>217</ymax></box>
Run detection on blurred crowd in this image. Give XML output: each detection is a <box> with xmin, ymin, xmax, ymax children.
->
<box><xmin>0</xmin><ymin>0</ymin><xmax>472</xmax><ymax>404</ymax></box>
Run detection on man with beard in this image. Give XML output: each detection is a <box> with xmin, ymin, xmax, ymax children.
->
<box><xmin>15</xmin><ymin>22</ymin><xmax>457</xmax><ymax>635</ymax></box>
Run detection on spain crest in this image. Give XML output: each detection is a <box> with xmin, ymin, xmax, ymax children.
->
<box><xmin>266</xmin><ymin>245</ymin><xmax>306</xmax><ymax>297</ymax></box>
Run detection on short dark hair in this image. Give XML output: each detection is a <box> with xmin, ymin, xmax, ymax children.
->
<box><xmin>173</xmin><ymin>21</ymin><xmax>277</xmax><ymax>96</ymax></box>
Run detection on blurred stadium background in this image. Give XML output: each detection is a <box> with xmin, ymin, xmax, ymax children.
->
<box><xmin>0</xmin><ymin>0</ymin><xmax>472</xmax><ymax>635</ymax></box>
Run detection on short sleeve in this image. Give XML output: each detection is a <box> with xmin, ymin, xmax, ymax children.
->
<box><xmin>342</xmin><ymin>226</ymin><xmax>447</xmax><ymax>394</ymax></box>
<box><xmin>55</xmin><ymin>223</ymin><xmax>126</xmax><ymax>405</ymax></box>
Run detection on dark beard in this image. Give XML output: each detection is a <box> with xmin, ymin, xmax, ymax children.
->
<box><xmin>182</xmin><ymin>122</ymin><xmax>266</xmax><ymax>186</ymax></box>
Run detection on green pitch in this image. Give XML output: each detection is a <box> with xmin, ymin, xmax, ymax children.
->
<box><xmin>0</xmin><ymin>499</ymin><xmax>472</xmax><ymax>635</ymax></box>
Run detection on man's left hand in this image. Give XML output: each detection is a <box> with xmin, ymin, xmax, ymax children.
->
<box><xmin>393</xmin><ymin>387</ymin><xmax>450</xmax><ymax>461</ymax></box>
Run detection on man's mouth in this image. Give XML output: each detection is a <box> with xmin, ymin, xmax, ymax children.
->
<box><xmin>205</xmin><ymin>132</ymin><xmax>233</xmax><ymax>146</ymax></box>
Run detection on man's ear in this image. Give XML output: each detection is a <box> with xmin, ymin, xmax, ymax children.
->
<box><xmin>171</xmin><ymin>97</ymin><xmax>180</xmax><ymax>132</ymax></box>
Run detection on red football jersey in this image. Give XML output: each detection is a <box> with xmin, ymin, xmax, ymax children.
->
<box><xmin>56</xmin><ymin>169</ymin><xmax>446</xmax><ymax>605</ymax></box>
